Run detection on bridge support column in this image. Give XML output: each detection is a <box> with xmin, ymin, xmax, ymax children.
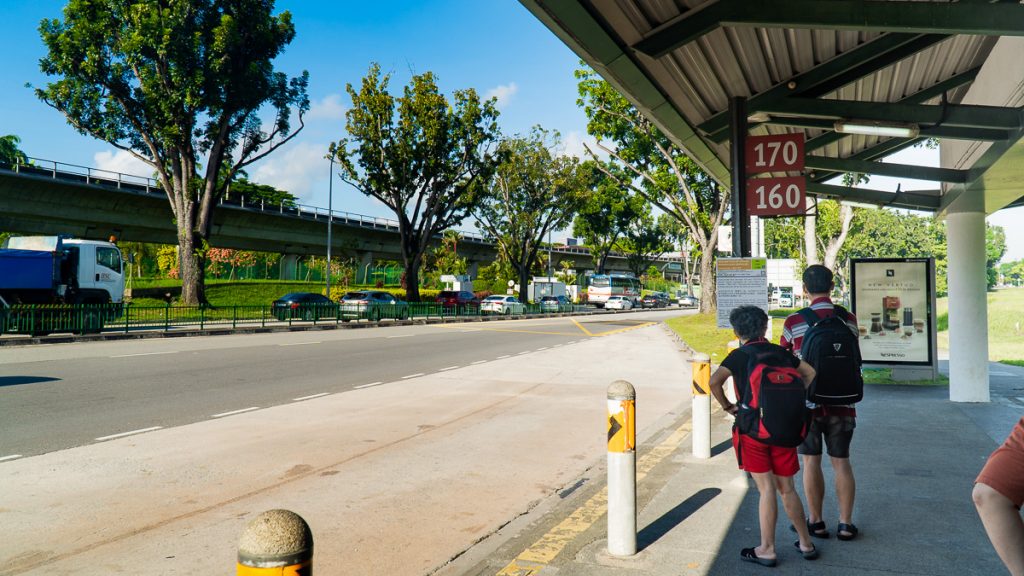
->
<box><xmin>947</xmin><ymin>205</ymin><xmax>990</xmax><ymax>403</ymax></box>
<box><xmin>279</xmin><ymin>254</ymin><xmax>300</xmax><ymax>281</ymax></box>
<box><xmin>467</xmin><ymin>260</ymin><xmax>480</xmax><ymax>279</ymax></box>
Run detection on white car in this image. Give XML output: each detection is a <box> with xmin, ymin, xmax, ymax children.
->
<box><xmin>481</xmin><ymin>295</ymin><xmax>525</xmax><ymax>315</ymax></box>
<box><xmin>779</xmin><ymin>294</ymin><xmax>794</xmax><ymax>308</ymax></box>
<box><xmin>604</xmin><ymin>295</ymin><xmax>633</xmax><ymax>310</ymax></box>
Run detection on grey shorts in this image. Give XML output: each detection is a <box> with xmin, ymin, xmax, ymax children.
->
<box><xmin>798</xmin><ymin>414</ymin><xmax>856</xmax><ymax>458</ymax></box>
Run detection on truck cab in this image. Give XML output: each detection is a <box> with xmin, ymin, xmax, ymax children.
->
<box><xmin>3</xmin><ymin>236</ymin><xmax>124</xmax><ymax>305</ymax></box>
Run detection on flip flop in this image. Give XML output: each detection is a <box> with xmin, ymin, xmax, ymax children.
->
<box><xmin>790</xmin><ymin>520</ymin><xmax>830</xmax><ymax>539</ymax></box>
<box><xmin>740</xmin><ymin>547</ymin><xmax>777</xmax><ymax>567</ymax></box>
<box><xmin>837</xmin><ymin>523</ymin><xmax>859</xmax><ymax>541</ymax></box>
<box><xmin>794</xmin><ymin>541</ymin><xmax>819</xmax><ymax>560</ymax></box>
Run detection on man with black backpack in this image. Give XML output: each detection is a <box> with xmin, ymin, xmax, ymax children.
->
<box><xmin>709</xmin><ymin>305</ymin><xmax>819</xmax><ymax>567</ymax></box>
<box><xmin>781</xmin><ymin>265</ymin><xmax>863</xmax><ymax>542</ymax></box>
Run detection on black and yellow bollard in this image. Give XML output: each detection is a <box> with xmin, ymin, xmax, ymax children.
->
<box><xmin>691</xmin><ymin>353</ymin><xmax>711</xmax><ymax>459</ymax></box>
<box><xmin>238</xmin><ymin>509</ymin><xmax>313</xmax><ymax>575</ymax></box>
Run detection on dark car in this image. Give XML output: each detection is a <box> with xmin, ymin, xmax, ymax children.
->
<box><xmin>641</xmin><ymin>292</ymin><xmax>669</xmax><ymax>308</ymax></box>
<box><xmin>339</xmin><ymin>290</ymin><xmax>408</xmax><ymax>321</ymax></box>
<box><xmin>539</xmin><ymin>295</ymin><xmax>571</xmax><ymax>313</ymax></box>
<box><xmin>436</xmin><ymin>290</ymin><xmax>479</xmax><ymax>313</ymax></box>
<box><xmin>272</xmin><ymin>292</ymin><xmax>335</xmax><ymax>321</ymax></box>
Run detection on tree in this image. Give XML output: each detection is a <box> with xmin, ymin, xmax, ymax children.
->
<box><xmin>330</xmin><ymin>63</ymin><xmax>501</xmax><ymax>302</ymax></box>
<box><xmin>475</xmin><ymin>127</ymin><xmax>588</xmax><ymax>302</ymax></box>
<box><xmin>572</xmin><ymin>162</ymin><xmax>645</xmax><ymax>274</ymax></box>
<box><xmin>36</xmin><ymin>0</ymin><xmax>309</xmax><ymax>304</ymax></box>
<box><xmin>619</xmin><ymin>211</ymin><xmax>672</xmax><ymax>278</ymax></box>
<box><xmin>0</xmin><ymin>134</ymin><xmax>28</xmax><ymax>169</ymax></box>
<box><xmin>424</xmin><ymin>231</ymin><xmax>468</xmax><ymax>288</ymax></box>
<box><xmin>576</xmin><ymin>68</ymin><xmax>728</xmax><ymax>313</ymax></box>
<box><xmin>228</xmin><ymin>179</ymin><xmax>298</xmax><ymax>208</ymax></box>
<box><xmin>987</xmin><ymin>225</ymin><xmax>1007</xmax><ymax>290</ymax></box>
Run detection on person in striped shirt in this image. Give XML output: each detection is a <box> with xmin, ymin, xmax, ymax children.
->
<box><xmin>780</xmin><ymin>265</ymin><xmax>860</xmax><ymax>542</ymax></box>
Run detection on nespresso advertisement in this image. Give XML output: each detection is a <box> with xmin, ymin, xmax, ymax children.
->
<box><xmin>850</xmin><ymin>258</ymin><xmax>935</xmax><ymax>366</ymax></box>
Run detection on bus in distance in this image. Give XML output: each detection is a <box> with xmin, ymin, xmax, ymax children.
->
<box><xmin>588</xmin><ymin>273</ymin><xmax>641</xmax><ymax>308</ymax></box>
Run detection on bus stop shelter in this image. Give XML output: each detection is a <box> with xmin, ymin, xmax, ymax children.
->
<box><xmin>521</xmin><ymin>0</ymin><xmax>1024</xmax><ymax>403</ymax></box>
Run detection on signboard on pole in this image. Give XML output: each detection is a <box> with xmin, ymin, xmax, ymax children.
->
<box><xmin>745</xmin><ymin>133</ymin><xmax>805</xmax><ymax>173</ymax></box>
<box><xmin>746</xmin><ymin>176</ymin><xmax>807</xmax><ymax>217</ymax></box>
<box><xmin>850</xmin><ymin>258</ymin><xmax>937</xmax><ymax>367</ymax></box>
<box><xmin>716</xmin><ymin>257</ymin><xmax>768</xmax><ymax>328</ymax></box>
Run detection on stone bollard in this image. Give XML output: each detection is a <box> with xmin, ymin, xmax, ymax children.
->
<box><xmin>607</xmin><ymin>380</ymin><xmax>637</xmax><ymax>557</ymax></box>
<box><xmin>238</xmin><ymin>509</ymin><xmax>313</xmax><ymax>575</ymax></box>
<box><xmin>691</xmin><ymin>353</ymin><xmax>712</xmax><ymax>459</ymax></box>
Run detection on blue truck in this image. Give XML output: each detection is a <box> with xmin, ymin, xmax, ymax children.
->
<box><xmin>0</xmin><ymin>236</ymin><xmax>125</xmax><ymax>335</ymax></box>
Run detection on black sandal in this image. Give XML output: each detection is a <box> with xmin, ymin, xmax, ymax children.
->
<box><xmin>794</xmin><ymin>541</ymin><xmax>819</xmax><ymax>560</ymax></box>
<box><xmin>789</xmin><ymin>519</ymin><xmax>830</xmax><ymax>539</ymax></box>
<box><xmin>740</xmin><ymin>547</ymin><xmax>777</xmax><ymax>567</ymax></box>
<box><xmin>837</xmin><ymin>522</ymin><xmax>859</xmax><ymax>541</ymax></box>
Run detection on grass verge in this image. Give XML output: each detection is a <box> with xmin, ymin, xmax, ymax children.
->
<box><xmin>863</xmin><ymin>368</ymin><xmax>948</xmax><ymax>386</ymax></box>
<box><xmin>664</xmin><ymin>313</ymin><xmax>737</xmax><ymax>362</ymax></box>
<box><xmin>936</xmin><ymin>288</ymin><xmax>1024</xmax><ymax>361</ymax></box>
<box><xmin>999</xmin><ymin>360</ymin><xmax>1024</xmax><ymax>368</ymax></box>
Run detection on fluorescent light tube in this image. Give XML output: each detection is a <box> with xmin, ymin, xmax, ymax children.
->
<box><xmin>834</xmin><ymin>120</ymin><xmax>919</xmax><ymax>138</ymax></box>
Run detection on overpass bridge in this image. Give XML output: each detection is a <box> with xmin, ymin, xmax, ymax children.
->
<box><xmin>0</xmin><ymin>157</ymin><xmax>682</xmax><ymax>277</ymax></box>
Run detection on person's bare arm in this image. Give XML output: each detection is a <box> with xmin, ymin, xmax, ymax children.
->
<box><xmin>796</xmin><ymin>360</ymin><xmax>816</xmax><ymax>389</ymax></box>
<box><xmin>709</xmin><ymin>366</ymin><xmax>738</xmax><ymax>415</ymax></box>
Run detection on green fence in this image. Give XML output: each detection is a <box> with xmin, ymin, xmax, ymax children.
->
<box><xmin>0</xmin><ymin>301</ymin><xmax>595</xmax><ymax>337</ymax></box>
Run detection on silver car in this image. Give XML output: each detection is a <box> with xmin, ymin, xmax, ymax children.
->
<box><xmin>481</xmin><ymin>295</ymin><xmax>524</xmax><ymax>315</ymax></box>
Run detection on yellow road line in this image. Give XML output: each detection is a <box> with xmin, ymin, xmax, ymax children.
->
<box><xmin>570</xmin><ymin>318</ymin><xmax>596</xmax><ymax>337</ymax></box>
<box><xmin>495</xmin><ymin>419</ymin><xmax>693</xmax><ymax>575</ymax></box>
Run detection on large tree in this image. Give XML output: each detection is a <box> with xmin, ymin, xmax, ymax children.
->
<box><xmin>619</xmin><ymin>211</ymin><xmax>672</xmax><ymax>278</ymax></box>
<box><xmin>36</xmin><ymin>0</ymin><xmax>309</xmax><ymax>304</ymax></box>
<box><xmin>572</xmin><ymin>162</ymin><xmax>645</xmax><ymax>274</ymax></box>
<box><xmin>576</xmin><ymin>68</ymin><xmax>727</xmax><ymax>313</ymax></box>
<box><xmin>475</xmin><ymin>127</ymin><xmax>587</xmax><ymax>302</ymax></box>
<box><xmin>0</xmin><ymin>135</ymin><xmax>28</xmax><ymax>169</ymax></box>
<box><xmin>330</xmin><ymin>63</ymin><xmax>501</xmax><ymax>302</ymax></box>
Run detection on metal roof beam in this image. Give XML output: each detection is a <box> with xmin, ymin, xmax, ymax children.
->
<box><xmin>804</xmin><ymin>156</ymin><xmax>968</xmax><ymax>183</ymax></box>
<box><xmin>757</xmin><ymin>98</ymin><xmax>1021</xmax><ymax>130</ymax></box>
<box><xmin>809</xmin><ymin>137</ymin><xmax>925</xmax><ymax>183</ymax></box>
<box><xmin>807</xmin><ymin>182</ymin><xmax>941</xmax><ymax>211</ymax></box>
<box><xmin>634</xmin><ymin>1</ymin><xmax>734</xmax><ymax>59</ymax></box>
<box><xmin>724</xmin><ymin>0</ymin><xmax>1024</xmax><ymax>37</ymax></box>
<box><xmin>700</xmin><ymin>33</ymin><xmax>944</xmax><ymax>140</ymax></box>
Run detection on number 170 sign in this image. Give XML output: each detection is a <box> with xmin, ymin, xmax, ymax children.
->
<box><xmin>744</xmin><ymin>133</ymin><xmax>806</xmax><ymax>217</ymax></box>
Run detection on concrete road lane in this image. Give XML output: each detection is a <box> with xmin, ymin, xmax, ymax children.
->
<box><xmin>0</xmin><ymin>309</ymin><xmax>692</xmax><ymax>576</ymax></box>
<box><xmin>0</xmin><ymin>309</ymin><xmax>690</xmax><ymax>459</ymax></box>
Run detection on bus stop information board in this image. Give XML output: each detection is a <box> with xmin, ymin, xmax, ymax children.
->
<box><xmin>716</xmin><ymin>257</ymin><xmax>768</xmax><ymax>328</ymax></box>
<box><xmin>850</xmin><ymin>258</ymin><xmax>936</xmax><ymax>366</ymax></box>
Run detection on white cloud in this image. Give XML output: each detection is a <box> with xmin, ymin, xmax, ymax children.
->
<box><xmin>559</xmin><ymin>130</ymin><xmax>605</xmax><ymax>161</ymax></box>
<box><xmin>306</xmin><ymin>93</ymin><xmax>347</xmax><ymax>122</ymax></box>
<box><xmin>485</xmin><ymin>82</ymin><xmax>519</xmax><ymax>110</ymax></box>
<box><xmin>93</xmin><ymin>150</ymin><xmax>152</xmax><ymax>179</ymax></box>
<box><xmin>250</xmin><ymin>141</ymin><xmax>328</xmax><ymax>202</ymax></box>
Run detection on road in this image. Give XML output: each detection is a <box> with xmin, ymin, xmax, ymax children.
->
<box><xmin>0</xmin><ymin>308</ymin><xmax>696</xmax><ymax>575</ymax></box>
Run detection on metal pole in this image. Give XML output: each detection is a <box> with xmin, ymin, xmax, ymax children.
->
<box><xmin>729</xmin><ymin>96</ymin><xmax>751</xmax><ymax>257</ymax></box>
<box><xmin>548</xmin><ymin>229</ymin><xmax>553</xmax><ymax>280</ymax></box>
<box><xmin>237</xmin><ymin>509</ymin><xmax>313</xmax><ymax>575</ymax></box>
<box><xmin>607</xmin><ymin>380</ymin><xmax>636</xmax><ymax>556</ymax></box>
<box><xmin>691</xmin><ymin>353</ymin><xmax>711</xmax><ymax>459</ymax></box>
<box><xmin>326</xmin><ymin>157</ymin><xmax>334</xmax><ymax>299</ymax></box>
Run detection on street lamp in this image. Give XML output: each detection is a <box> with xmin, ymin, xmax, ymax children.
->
<box><xmin>326</xmin><ymin>156</ymin><xmax>334</xmax><ymax>298</ymax></box>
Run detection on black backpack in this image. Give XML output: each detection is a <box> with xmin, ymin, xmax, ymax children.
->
<box><xmin>797</xmin><ymin>307</ymin><xmax>864</xmax><ymax>404</ymax></box>
<box><xmin>735</xmin><ymin>343</ymin><xmax>811</xmax><ymax>447</ymax></box>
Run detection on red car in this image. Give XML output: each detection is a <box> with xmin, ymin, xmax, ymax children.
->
<box><xmin>436</xmin><ymin>290</ymin><xmax>480</xmax><ymax>311</ymax></box>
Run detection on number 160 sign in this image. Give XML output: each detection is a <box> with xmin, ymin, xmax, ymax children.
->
<box><xmin>746</xmin><ymin>176</ymin><xmax>806</xmax><ymax>217</ymax></box>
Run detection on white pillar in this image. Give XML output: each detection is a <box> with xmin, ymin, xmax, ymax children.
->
<box><xmin>947</xmin><ymin>209</ymin><xmax>989</xmax><ymax>402</ymax></box>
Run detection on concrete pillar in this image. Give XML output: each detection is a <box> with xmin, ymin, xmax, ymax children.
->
<box><xmin>467</xmin><ymin>260</ymin><xmax>480</xmax><ymax>278</ymax></box>
<box><xmin>359</xmin><ymin>251</ymin><xmax>374</xmax><ymax>285</ymax></box>
<box><xmin>279</xmin><ymin>254</ymin><xmax>300</xmax><ymax>281</ymax></box>
<box><xmin>947</xmin><ymin>208</ymin><xmax>990</xmax><ymax>403</ymax></box>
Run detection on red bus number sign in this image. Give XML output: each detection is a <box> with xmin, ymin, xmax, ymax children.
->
<box><xmin>745</xmin><ymin>133</ymin><xmax>804</xmax><ymax>173</ymax></box>
<box><xmin>746</xmin><ymin>176</ymin><xmax>806</xmax><ymax>217</ymax></box>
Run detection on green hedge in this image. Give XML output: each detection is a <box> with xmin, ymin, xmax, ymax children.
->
<box><xmin>328</xmin><ymin>286</ymin><xmax>442</xmax><ymax>302</ymax></box>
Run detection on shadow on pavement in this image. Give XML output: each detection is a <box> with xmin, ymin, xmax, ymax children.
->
<box><xmin>639</xmin><ymin>487</ymin><xmax>721</xmax><ymax>551</ymax></box>
<box><xmin>0</xmin><ymin>376</ymin><xmax>61</xmax><ymax>387</ymax></box>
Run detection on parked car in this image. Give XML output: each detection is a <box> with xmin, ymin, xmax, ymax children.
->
<box><xmin>678</xmin><ymin>294</ymin><xmax>699</xmax><ymax>308</ymax></box>
<box><xmin>641</xmin><ymin>293</ymin><xmax>669</xmax><ymax>308</ymax></box>
<box><xmin>539</xmin><ymin>295</ymin><xmax>571</xmax><ymax>313</ymax></box>
<box><xmin>778</xmin><ymin>293</ymin><xmax>794</xmax><ymax>308</ymax></box>
<box><xmin>272</xmin><ymin>292</ymin><xmax>335</xmax><ymax>321</ymax></box>
<box><xmin>604</xmin><ymin>295</ymin><xmax>633</xmax><ymax>310</ymax></box>
<box><xmin>436</xmin><ymin>290</ymin><xmax>480</xmax><ymax>313</ymax></box>
<box><xmin>339</xmin><ymin>290</ymin><xmax>408</xmax><ymax>321</ymax></box>
<box><xmin>481</xmin><ymin>295</ymin><xmax>525</xmax><ymax>315</ymax></box>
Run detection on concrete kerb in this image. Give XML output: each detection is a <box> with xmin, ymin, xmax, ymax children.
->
<box><xmin>0</xmin><ymin>306</ymin><xmax>679</xmax><ymax>347</ymax></box>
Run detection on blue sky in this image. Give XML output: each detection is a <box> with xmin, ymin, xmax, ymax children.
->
<box><xmin>2</xmin><ymin>1</ymin><xmax>1022</xmax><ymax>261</ymax></box>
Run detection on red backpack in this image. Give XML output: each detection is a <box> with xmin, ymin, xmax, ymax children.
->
<box><xmin>735</xmin><ymin>343</ymin><xmax>811</xmax><ymax>447</ymax></box>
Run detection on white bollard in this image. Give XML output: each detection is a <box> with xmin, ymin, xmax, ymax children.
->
<box><xmin>691</xmin><ymin>353</ymin><xmax>711</xmax><ymax>459</ymax></box>
<box><xmin>607</xmin><ymin>380</ymin><xmax>636</xmax><ymax>556</ymax></box>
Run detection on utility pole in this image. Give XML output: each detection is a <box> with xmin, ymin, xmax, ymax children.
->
<box><xmin>326</xmin><ymin>157</ymin><xmax>334</xmax><ymax>298</ymax></box>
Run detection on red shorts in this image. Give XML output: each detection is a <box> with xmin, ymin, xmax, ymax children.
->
<box><xmin>976</xmin><ymin>418</ymin><xmax>1024</xmax><ymax>509</ymax></box>
<box><xmin>733</xmin><ymin>427</ymin><xmax>800</xmax><ymax>476</ymax></box>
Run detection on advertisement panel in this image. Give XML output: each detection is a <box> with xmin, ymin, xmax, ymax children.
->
<box><xmin>850</xmin><ymin>258</ymin><xmax>935</xmax><ymax>366</ymax></box>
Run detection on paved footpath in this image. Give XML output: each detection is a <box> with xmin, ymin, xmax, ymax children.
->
<box><xmin>453</xmin><ymin>355</ymin><xmax>1018</xmax><ymax>575</ymax></box>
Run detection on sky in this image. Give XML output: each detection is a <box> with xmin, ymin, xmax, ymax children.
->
<box><xmin>2</xmin><ymin>1</ymin><xmax>1022</xmax><ymax>261</ymax></box>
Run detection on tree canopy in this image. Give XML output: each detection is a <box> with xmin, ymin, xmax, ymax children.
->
<box><xmin>36</xmin><ymin>0</ymin><xmax>309</xmax><ymax>304</ymax></box>
<box><xmin>330</xmin><ymin>63</ymin><xmax>501</xmax><ymax>302</ymax></box>
<box><xmin>572</xmin><ymin>161</ymin><xmax>645</xmax><ymax>274</ymax></box>
<box><xmin>0</xmin><ymin>135</ymin><xmax>28</xmax><ymax>169</ymax></box>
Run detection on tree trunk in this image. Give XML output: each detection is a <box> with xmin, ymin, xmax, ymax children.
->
<box><xmin>804</xmin><ymin>197</ymin><xmax>820</xmax><ymax>265</ymax></box>
<box><xmin>517</xmin><ymin>266</ymin><xmax>530</xmax><ymax>304</ymax></box>
<box><xmin>177</xmin><ymin>230</ymin><xmax>206</xmax><ymax>305</ymax></box>
<box><xmin>698</xmin><ymin>251</ymin><xmax>715</xmax><ymax>313</ymax></box>
<box><xmin>823</xmin><ymin>203</ymin><xmax>855</xmax><ymax>272</ymax></box>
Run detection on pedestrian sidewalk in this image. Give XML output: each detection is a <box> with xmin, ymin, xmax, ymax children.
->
<box><xmin>468</xmin><ymin>356</ymin><xmax>1018</xmax><ymax>575</ymax></box>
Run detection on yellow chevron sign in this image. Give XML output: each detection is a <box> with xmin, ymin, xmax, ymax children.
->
<box><xmin>607</xmin><ymin>399</ymin><xmax>635</xmax><ymax>453</ymax></box>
